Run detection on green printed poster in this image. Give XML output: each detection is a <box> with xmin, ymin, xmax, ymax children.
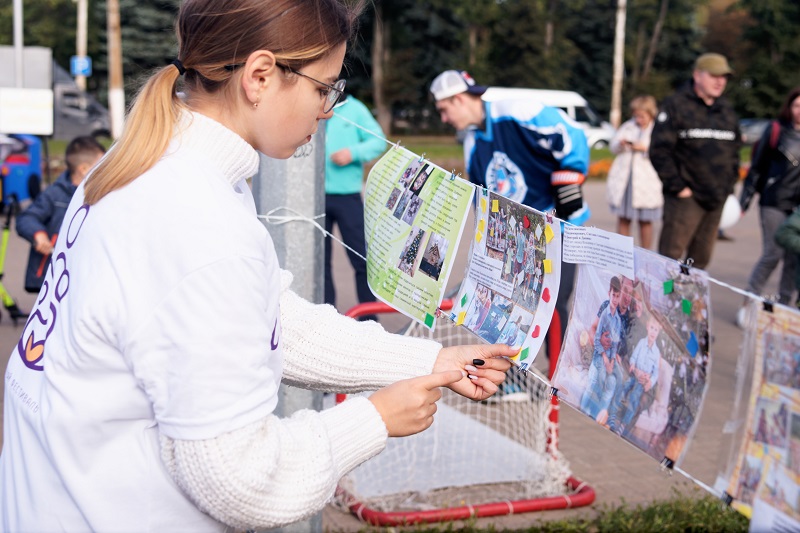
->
<box><xmin>363</xmin><ymin>147</ymin><xmax>474</xmax><ymax>329</ymax></box>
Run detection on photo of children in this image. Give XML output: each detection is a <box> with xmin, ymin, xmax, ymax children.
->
<box><xmin>753</xmin><ymin>399</ymin><xmax>789</xmax><ymax>449</ymax></box>
<box><xmin>455</xmin><ymin>190</ymin><xmax>561</xmax><ymax>362</ymax></box>
<box><xmin>392</xmin><ymin>190</ymin><xmax>413</xmax><ymax>220</ymax></box>
<box><xmin>483</xmin><ymin>193</ymin><xmax>549</xmax><ymax>310</ymax></box>
<box><xmin>724</xmin><ymin>308</ymin><xmax>800</xmax><ymax>513</ymax></box>
<box><xmin>385</xmin><ymin>187</ymin><xmax>402</xmax><ymax>210</ymax></box>
<box><xmin>475</xmin><ymin>292</ymin><xmax>514</xmax><ymax>345</ymax></box>
<box><xmin>397</xmin><ymin>226</ymin><xmax>426</xmax><ymax>277</ymax></box>
<box><xmin>763</xmin><ymin>333</ymin><xmax>800</xmax><ymax>389</ymax></box>
<box><xmin>551</xmin><ymin>247</ymin><xmax>710</xmax><ymax>464</ymax></box>
<box><xmin>736</xmin><ymin>454</ymin><xmax>764</xmax><ymax>503</ymax></box>
<box><xmin>751</xmin><ymin>457</ymin><xmax>800</xmax><ymax>530</ymax></box>
<box><xmin>398</xmin><ymin>159</ymin><xmax>424</xmax><ymax>188</ymax></box>
<box><xmin>608</xmin><ymin>311</ymin><xmax>663</xmax><ymax>437</ymax></box>
<box><xmin>580</xmin><ymin>276</ymin><xmax>623</xmax><ymax>423</ymax></box>
<box><xmin>401</xmin><ymin>195</ymin><xmax>424</xmax><ymax>226</ymax></box>
<box><xmin>418</xmin><ymin>232</ymin><xmax>448</xmax><ymax>281</ymax></box>
<box><xmin>410</xmin><ymin>164</ymin><xmax>433</xmax><ymax>195</ymax></box>
<box><xmin>496</xmin><ymin>307</ymin><xmax>534</xmax><ymax>346</ymax></box>
<box><xmin>465</xmin><ymin>284</ymin><xmax>493</xmax><ymax>331</ymax></box>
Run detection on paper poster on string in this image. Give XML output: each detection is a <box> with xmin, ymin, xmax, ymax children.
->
<box><xmin>449</xmin><ymin>189</ymin><xmax>561</xmax><ymax>369</ymax></box>
<box><xmin>551</xmin><ymin>248</ymin><xmax>711</xmax><ymax>466</ymax></box>
<box><xmin>363</xmin><ymin>146</ymin><xmax>474</xmax><ymax>328</ymax></box>
<box><xmin>718</xmin><ymin>303</ymin><xmax>800</xmax><ymax>526</ymax></box>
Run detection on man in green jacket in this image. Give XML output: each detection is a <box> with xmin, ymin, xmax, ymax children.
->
<box><xmin>325</xmin><ymin>95</ymin><xmax>386</xmax><ymax>316</ymax></box>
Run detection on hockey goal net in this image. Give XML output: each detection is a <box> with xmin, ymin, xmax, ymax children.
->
<box><xmin>333</xmin><ymin>300</ymin><xmax>594</xmax><ymax>526</ymax></box>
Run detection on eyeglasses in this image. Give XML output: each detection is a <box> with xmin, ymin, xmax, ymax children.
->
<box><xmin>279</xmin><ymin>64</ymin><xmax>346</xmax><ymax>113</ymax></box>
<box><xmin>223</xmin><ymin>62</ymin><xmax>346</xmax><ymax>113</ymax></box>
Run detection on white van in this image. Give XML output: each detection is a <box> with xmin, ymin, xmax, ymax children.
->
<box><xmin>481</xmin><ymin>87</ymin><xmax>616</xmax><ymax>149</ymax></box>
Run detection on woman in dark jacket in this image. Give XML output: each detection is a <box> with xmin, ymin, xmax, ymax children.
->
<box><xmin>737</xmin><ymin>87</ymin><xmax>800</xmax><ymax>324</ymax></box>
<box><xmin>16</xmin><ymin>136</ymin><xmax>104</xmax><ymax>292</ymax></box>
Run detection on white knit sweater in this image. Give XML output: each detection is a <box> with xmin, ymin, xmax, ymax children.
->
<box><xmin>160</xmin><ymin>113</ymin><xmax>443</xmax><ymax>530</ymax></box>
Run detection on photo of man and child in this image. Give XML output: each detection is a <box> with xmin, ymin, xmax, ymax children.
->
<box><xmin>552</xmin><ymin>248</ymin><xmax>711</xmax><ymax>464</ymax></box>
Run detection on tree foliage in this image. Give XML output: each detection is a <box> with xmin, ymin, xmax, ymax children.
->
<box><xmin>2</xmin><ymin>0</ymin><xmax>799</xmax><ymax>131</ymax></box>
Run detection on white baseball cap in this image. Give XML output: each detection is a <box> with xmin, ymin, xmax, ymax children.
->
<box><xmin>430</xmin><ymin>70</ymin><xmax>487</xmax><ymax>101</ymax></box>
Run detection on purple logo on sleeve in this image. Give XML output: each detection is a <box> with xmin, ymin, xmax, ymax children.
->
<box><xmin>17</xmin><ymin>205</ymin><xmax>89</xmax><ymax>371</ymax></box>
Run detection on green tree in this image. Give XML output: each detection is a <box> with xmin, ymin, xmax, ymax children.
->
<box><xmin>94</xmin><ymin>0</ymin><xmax>179</xmax><ymax>102</ymax></box>
<box><xmin>727</xmin><ymin>0</ymin><xmax>800</xmax><ymax>118</ymax></box>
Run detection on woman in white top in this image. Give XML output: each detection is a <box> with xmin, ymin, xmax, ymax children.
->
<box><xmin>606</xmin><ymin>96</ymin><xmax>664</xmax><ymax>249</ymax></box>
<box><xmin>0</xmin><ymin>1</ymin><xmax>515</xmax><ymax>531</ymax></box>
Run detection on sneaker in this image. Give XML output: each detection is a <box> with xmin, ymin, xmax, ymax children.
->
<box><xmin>735</xmin><ymin>307</ymin><xmax>746</xmax><ymax>329</ymax></box>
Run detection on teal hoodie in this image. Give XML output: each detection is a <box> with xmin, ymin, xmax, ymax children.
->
<box><xmin>325</xmin><ymin>96</ymin><xmax>386</xmax><ymax>195</ymax></box>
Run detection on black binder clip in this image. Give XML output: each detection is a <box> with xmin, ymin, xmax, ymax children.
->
<box><xmin>679</xmin><ymin>258</ymin><xmax>693</xmax><ymax>276</ymax></box>
<box><xmin>721</xmin><ymin>491</ymin><xmax>734</xmax><ymax>507</ymax></box>
<box><xmin>659</xmin><ymin>456</ymin><xmax>675</xmax><ymax>471</ymax></box>
<box><xmin>549</xmin><ymin>387</ymin><xmax>559</xmax><ymax>400</ymax></box>
<box><xmin>763</xmin><ymin>300</ymin><xmax>774</xmax><ymax>313</ymax></box>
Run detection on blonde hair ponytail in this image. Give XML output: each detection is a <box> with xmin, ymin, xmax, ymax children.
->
<box><xmin>84</xmin><ymin>65</ymin><xmax>186</xmax><ymax>205</ymax></box>
<box><xmin>84</xmin><ymin>0</ymin><xmax>365</xmax><ymax>205</ymax></box>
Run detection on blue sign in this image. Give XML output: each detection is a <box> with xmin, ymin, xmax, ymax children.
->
<box><xmin>70</xmin><ymin>56</ymin><xmax>92</xmax><ymax>77</ymax></box>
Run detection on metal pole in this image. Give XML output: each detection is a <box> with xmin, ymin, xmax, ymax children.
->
<box><xmin>75</xmin><ymin>0</ymin><xmax>88</xmax><ymax>91</ymax></box>
<box><xmin>107</xmin><ymin>0</ymin><xmax>125</xmax><ymax>139</ymax></box>
<box><xmin>12</xmin><ymin>0</ymin><xmax>23</xmax><ymax>88</ymax></box>
<box><xmin>252</xmin><ymin>127</ymin><xmax>326</xmax><ymax>533</ymax></box>
<box><xmin>610</xmin><ymin>0</ymin><xmax>627</xmax><ymax>129</ymax></box>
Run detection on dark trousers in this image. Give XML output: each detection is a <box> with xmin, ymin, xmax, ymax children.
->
<box><xmin>658</xmin><ymin>195</ymin><xmax>724</xmax><ymax>269</ymax></box>
<box><xmin>324</xmin><ymin>193</ymin><xmax>376</xmax><ymax>308</ymax></box>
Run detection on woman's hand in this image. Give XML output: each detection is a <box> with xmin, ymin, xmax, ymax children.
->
<box><xmin>432</xmin><ymin>344</ymin><xmax>516</xmax><ymax>401</ymax></box>
<box><xmin>369</xmin><ymin>370</ymin><xmax>465</xmax><ymax>437</ymax></box>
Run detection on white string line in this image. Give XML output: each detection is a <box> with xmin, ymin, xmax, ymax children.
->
<box><xmin>263</xmin><ymin>115</ymin><xmax>768</xmax><ymax>505</ymax></box>
<box><xmin>256</xmin><ymin>207</ymin><xmax>366</xmax><ymax>262</ymax></box>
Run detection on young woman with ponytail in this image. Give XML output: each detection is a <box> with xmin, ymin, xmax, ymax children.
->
<box><xmin>0</xmin><ymin>1</ymin><xmax>515</xmax><ymax>530</ymax></box>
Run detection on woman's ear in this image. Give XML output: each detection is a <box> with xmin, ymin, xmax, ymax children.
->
<box><xmin>241</xmin><ymin>50</ymin><xmax>279</xmax><ymax>106</ymax></box>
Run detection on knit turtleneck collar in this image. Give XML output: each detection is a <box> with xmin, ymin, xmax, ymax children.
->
<box><xmin>172</xmin><ymin>111</ymin><xmax>260</xmax><ymax>187</ymax></box>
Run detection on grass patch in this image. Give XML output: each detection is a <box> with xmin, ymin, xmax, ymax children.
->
<box><xmin>526</xmin><ymin>494</ymin><xmax>748</xmax><ymax>533</ymax></box>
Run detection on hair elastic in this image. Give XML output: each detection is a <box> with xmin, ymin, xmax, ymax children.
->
<box><xmin>171</xmin><ymin>59</ymin><xmax>186</xmax><ymax>76</ymax></box>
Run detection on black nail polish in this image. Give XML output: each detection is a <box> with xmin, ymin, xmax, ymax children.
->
<box><xmin>472</xmin><ymin>359</ymin><xmax>485</xmax><ymax>366</ymax></box>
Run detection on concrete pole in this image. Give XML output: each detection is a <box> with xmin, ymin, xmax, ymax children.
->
<box><xmin>610</xmin><ymin>0</ymin><xmax>627</xmax><ymax>129</ymax></box>
<box><xmin>75</xmin><ymin>0</ymin><xmax>88</xmax><ymax>91</ymax></box>
<box><xmin>12</xmin><ymin>0</ymin><xmax>23</xmax><ymax>88</ymax></box>
<box><xmin>252</xmin><ymin>127</ymin><xmax>326</xmax><ymax>533</ymax></box>
<box><xmin>106</xmin><ymin>0</ymin><xmax>125</xmax><ymax>139</ymax></box>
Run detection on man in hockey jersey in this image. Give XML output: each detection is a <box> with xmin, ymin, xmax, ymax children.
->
<box><xmin>430</xmin><ymin>70</ymin><xmax>590</xmax><ymax>353</ymax></box>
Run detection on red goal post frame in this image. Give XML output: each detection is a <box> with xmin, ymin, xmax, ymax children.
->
<box><xmin>335</xmin><ymin>299</ymin><xmax>595</xmax><ymax>526</ymax></box>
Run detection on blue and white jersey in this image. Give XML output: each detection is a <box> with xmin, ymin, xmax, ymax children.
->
<box><xmin>463</xmin><ymin>98</ymin><xmax>589</xmax><ymax>213</ymax></box>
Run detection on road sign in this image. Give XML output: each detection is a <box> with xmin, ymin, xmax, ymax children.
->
<box><xmin>70</xmin><ymin>56</ymin><xmax>92</xmax><ymax>77</ymax></box>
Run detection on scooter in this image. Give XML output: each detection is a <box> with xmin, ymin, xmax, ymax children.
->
<box><xmin>0</xmin><ymin>196</ymin><xmax>28</xmax><ymax>325</ymax></box>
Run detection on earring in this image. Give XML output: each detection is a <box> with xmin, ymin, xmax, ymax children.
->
<box><xmin>253</xmin><ymin>99</ymin><xmax>259</xmax><ymax>109</ymax></box>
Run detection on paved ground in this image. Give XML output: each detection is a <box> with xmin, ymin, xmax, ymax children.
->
<box><xmin>0</xmin><ymin>179</ymin><xmax>766</xmax><ymax>530</ymax></box>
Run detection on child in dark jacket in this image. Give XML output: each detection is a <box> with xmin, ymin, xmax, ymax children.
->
<box><xmin>16</xmin><ymin>136</ymin><xmax>105</xmax><ymax>292</ymax></box>
<box><xmin>775</xmin><ymin>207</ymin><xmax>800</xmax><ymax>310</ymax></box>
